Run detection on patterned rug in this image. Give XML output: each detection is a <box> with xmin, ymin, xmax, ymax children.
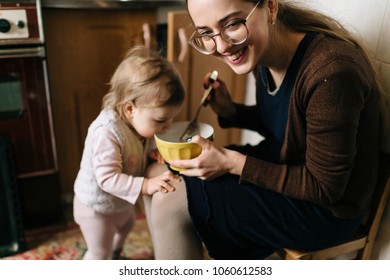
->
<box><xmin>1</xmin><ymin>214</ymin><xmax>154</xmax><ymax>260</ymax></box>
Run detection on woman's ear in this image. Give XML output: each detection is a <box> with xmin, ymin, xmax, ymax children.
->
<box><xmin>267</xmin><ymin>0</ymin><xmax>278</xmax><ymax>24</ymax></box>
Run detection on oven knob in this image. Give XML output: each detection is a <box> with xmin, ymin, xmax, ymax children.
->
<box><xmin>0</xmin><ymin>19</ymin><xmax>11</xmax><ymax>33</ymax></box>
<box><xmin>17</xmin><ymin>20</ymin><xmax>25</xmax><ymax>29</ymax></box>
<box><xmin>0</xmin><ymin>18</ymin><xmax>11</xmax><ymax>33</ymax></box>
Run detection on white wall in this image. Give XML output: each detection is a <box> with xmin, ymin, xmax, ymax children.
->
<box><xmin>241</xmin><ymin>0</ymin><xmax>390</xmax><ymax>259</ymax></box>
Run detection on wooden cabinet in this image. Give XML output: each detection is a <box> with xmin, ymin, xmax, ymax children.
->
<box><xmin>42</xmin><ymin>8</ymin><xmax>156</xmax><ymax>195</ymax></box>
<box><xmin>167</xmin><ymin>11</ymin><xmax>248</xmax><ymax>147</ymax></box>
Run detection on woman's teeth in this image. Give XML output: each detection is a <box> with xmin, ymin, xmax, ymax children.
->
<box><xmin>229</xmin><ymin>49</ymin><xmax>244</xmax><ymax>61</ymax></box>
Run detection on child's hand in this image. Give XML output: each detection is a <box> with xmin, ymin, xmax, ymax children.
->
<box><xmin>142</xmin><ymin>171</ymin><xmax>181</xmax><ymax>195</ymax></box>
<box><xmin>148</xmin><ymin>149</ymin><xmax>165</xmax><ymax>164</ymax></box>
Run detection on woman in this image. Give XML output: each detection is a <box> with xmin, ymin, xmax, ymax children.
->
<box><xmin>144</xmin><ymin>0</ymin><xmax>387</xmax><ymax>259</ymax></box>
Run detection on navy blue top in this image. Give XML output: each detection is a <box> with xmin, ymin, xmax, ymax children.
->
<box><xmin>257</xmin><ymin>32</ymin><xmax>318</xmax><ymax>163</ymax></box>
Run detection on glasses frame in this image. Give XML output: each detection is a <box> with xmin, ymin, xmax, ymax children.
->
<box><xmin>189</xmin><ymin>1</ymin><xmax>261</xmax><ymax>55</ymax></box>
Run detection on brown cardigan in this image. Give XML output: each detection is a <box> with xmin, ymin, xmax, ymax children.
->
<box><xmin>223</xmin><ymin>34</ymin><xmax>381</xmax><ymax>219</ymax></box>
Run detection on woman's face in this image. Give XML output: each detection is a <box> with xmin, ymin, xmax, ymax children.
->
<box><xmin>187</xmin><ymin>0</ymin><xmax>275</xmax><ymax>75</ymax></box>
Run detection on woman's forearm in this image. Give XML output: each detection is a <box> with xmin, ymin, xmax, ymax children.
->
<box><xmin>225</xmin><ymin>148</ymin><xmax>247</xmax><ymax>176</ymax></box>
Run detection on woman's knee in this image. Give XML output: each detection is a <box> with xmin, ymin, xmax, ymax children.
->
<box><xmin>153</xmin><ymin>179</ymin><xmax>185</xmax><ymax>207</ymax></box>
<box><xmin>146</xmin><ymin>163</ymin><xmax>191</xmax><ymax>225</ymax></box>
<box><xmin>146</xmin><ymin>162</ymin><xmax>168</xmax><ymax>178</ymax></box>
<box><xmin>151</xmin><ymin>179</ymin><xmax>189</xmax><ymax>221</ymax></box>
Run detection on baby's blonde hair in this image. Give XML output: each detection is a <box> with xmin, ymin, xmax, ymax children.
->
<box><xmin>102</xmin><ymin>45</ymin><xmax>185</xmax><ymax>118</ymax></box>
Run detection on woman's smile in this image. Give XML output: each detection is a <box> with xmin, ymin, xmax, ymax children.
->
<box><xmin>226</xmin><ymin>45</ymin><xmax>248</xmax><ymax>64</ymax></box>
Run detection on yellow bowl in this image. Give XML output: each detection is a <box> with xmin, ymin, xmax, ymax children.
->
<box><xmin>154</xmin><ymin>121</ymin><xmax>214</xmax><ymax>171</ymax></box>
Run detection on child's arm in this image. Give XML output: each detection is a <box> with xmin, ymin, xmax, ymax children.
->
<box><xmin>92</xmin><ymin>127</ymin><xmax>146</xmax><ymax>204</ymax></box>
<box><xmin>148</xmin><ymin>149</ymin><xmax>165</xmax><ymax>164</ymax></box>
<box><xmin>147</xmin><ymin>137</ymin><xmax>165</xmax><ymax>164</ymax></box>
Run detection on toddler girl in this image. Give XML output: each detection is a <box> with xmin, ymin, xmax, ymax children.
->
<box><xmin>73</xmin><ymin>45</ymin><xmax>185</xmax><ymax>259</ymax></box>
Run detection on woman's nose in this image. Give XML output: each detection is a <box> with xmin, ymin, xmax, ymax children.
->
<box><xmin>214</xmin><ymin>35</ymin><xmax>230</xmax><ymax>54</ymax></box>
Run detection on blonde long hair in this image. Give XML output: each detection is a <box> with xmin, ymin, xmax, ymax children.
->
<box><xmin>102</xmin><ymin>45</ymin><xmax>185</xmax><ymax>119</ymax></box>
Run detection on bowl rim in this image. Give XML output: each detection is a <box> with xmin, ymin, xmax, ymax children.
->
<box><xmin>154</xmin><ymin>121</ymin><xmax>214</xmax><ymax>144</ymax></box>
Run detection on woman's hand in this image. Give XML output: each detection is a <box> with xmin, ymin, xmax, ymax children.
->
<box><xmin>169</xmin><ymin>136</ymin><xmax>247</xmax><ymax>181</ymax></box>
<box><xmin>203</xmin><ymin>73</ymin><xmax>236</xmax><ymax>120</ymax></box>
<box><xmin>142</xmin><ymin>171</ymin><xmax>181</xmax><ymax>195</ymax></box>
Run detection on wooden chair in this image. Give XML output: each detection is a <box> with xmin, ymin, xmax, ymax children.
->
<box><xmin>280</xmin><ymin>152</ymin><xmax>390</xmax><ymax>260</ymax></box>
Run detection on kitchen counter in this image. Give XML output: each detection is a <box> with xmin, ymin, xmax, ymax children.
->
<box><xmin>41</xmin><ymin>0</ymin><xmax>185</xmax><ymax>9</ymax></box>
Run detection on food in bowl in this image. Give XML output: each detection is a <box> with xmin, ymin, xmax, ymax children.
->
<box><xmin>154</xmin><ymin>121</ymin><xmax>214</xmax><ymax>171</ymax></box>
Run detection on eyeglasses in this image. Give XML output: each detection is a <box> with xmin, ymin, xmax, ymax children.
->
<box><xmin>189</xmin><ymin>1</ymin><xmax>261</xmax><ymax>55</ymax></box>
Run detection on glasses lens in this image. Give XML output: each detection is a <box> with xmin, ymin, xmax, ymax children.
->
<box><xmin>222</xmin><ymin>21</ymin><xmax>248</xmax><ymax>44</ymax></box>
<box><xmin>189</xmin><ymin>20</ymin><xmax>249</xmax><ymax>55</ymax></box>
<box><xmin>191</xmin><ymin>35</ymin><xmax>216</xmax><ymax>54</ymax></box>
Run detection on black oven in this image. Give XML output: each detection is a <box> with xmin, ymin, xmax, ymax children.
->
<box><xmin>0</xmin><ymin>0</ymin><xmax>62</xmax><ymax>257</ymax></box>
<box><xmin>0</xmin><ymin>46</ymin><xmax>57</xmax><ymax>175</ymax></box>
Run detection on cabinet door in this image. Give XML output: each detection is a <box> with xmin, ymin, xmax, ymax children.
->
<box><xmin>167</xmin><ymin>11</ymin><xmax>247</xmax><ymax>147</ymax></box>
<box><xmin>43</xmin><ymin>9</ymin><xmax>156</xmax><ymax>193</ymax></box>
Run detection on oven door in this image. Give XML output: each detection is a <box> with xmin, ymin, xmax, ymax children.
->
<box><xmin>0</xmin><ymin>46</ymin><xmax>57</xmax><ymax>177</ymax></box>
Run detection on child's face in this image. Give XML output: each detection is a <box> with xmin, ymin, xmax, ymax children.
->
<box><xmin>125</xmin><ymin>102</ymin><xmax>182</xmax><ymax>139</ymax></box>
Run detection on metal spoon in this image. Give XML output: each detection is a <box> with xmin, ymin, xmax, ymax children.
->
<box><xmin>179</xmin><ymin>70</ymin><xmax>218</xmax><ymax>142</ymax></box>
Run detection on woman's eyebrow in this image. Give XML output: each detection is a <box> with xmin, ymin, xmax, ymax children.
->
<box><xmin>195</xmin><ymin>11</ymin><xmax>243</xmax><ymax>29</ymax></box>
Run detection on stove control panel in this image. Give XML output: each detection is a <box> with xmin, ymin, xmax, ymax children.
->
<box><xmin>0</xmin><ymin>1</ymin><xmax>43</xmax><ymax>46</ymax></box>
<box><xmin>0</xmin><ymin>10</ymin><xmax>29</xmax><ymax>39</ymax></box>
